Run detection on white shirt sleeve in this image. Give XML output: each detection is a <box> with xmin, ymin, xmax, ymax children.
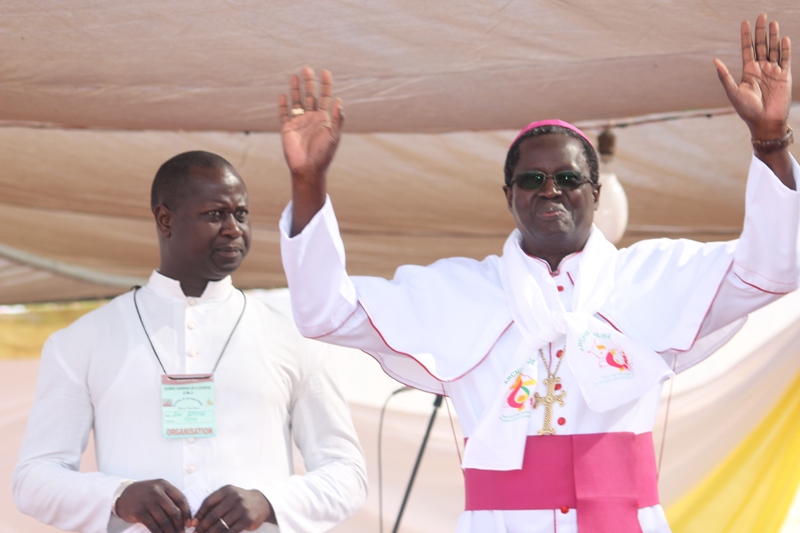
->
<box><xmin>698</xmin><ymin>154</ymin><xmax>800</xmax><ymax>338</ymax></box>
<box><xmin>280</xmin><ymin>198</ymin><xmax>393</xmax><ymax>355</ymax></box>
<box><xmin>258</xmin><ymin>341</ymin><xmax>367</xmax><ymax>533</ymax></box>
<box><xmin>12</xmin><ymin>335</ymin><xmax>128</xmax><ymax>533</ymax></box>
<box><xmin>280</xmin><ymin>198</ymin><xmax>502</xmax><ymax>394</ymax></box>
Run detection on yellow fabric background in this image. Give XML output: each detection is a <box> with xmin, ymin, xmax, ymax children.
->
<box><xmin>667</xmin><ymin>370</ymin><xmax>800</xmax><ymax>532</ymax></box>
<box><xmin>0</xmin><ymin>301</ymin><xmax>101</xmax><ymax>359</ymax></box>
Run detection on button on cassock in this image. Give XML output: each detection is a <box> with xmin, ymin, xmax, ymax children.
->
<box><xmin>185</xmin><ymin>465</ymin><xmax>196</xmax><ymax>474</ymax></box>
<box><xmin>187</xmin><ymin>321</ymin><xmax>197</xmax><ymax>330</ymax></box>
<box><xmin>187</xmin><ymin>297</ymin><xmax>197</xmax><ymax>306</ymax></box>
<box><xmin>187</xmin><ymin>348</ymin><xmax>198</xmax><ymax>358</ymax></box>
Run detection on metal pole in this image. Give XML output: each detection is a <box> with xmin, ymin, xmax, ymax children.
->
<box><xmin>391</xmin><ymin>394</ymin><xmax>443</xmax><ymax>533</ymax></box>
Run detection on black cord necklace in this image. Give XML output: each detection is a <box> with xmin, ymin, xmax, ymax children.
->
<box><xmin>133</xmin><ymin>286</ymin><xmax>247</xmax><ymax>375</ymax></box>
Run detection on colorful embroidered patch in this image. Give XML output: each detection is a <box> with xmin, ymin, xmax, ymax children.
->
<box><xmin>506</xmin><ymin>373</ymin><xmax>537</xmax><ymax>411</ymax></box>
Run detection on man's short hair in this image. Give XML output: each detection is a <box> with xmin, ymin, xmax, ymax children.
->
<box><xmin>503</xmin><ymin>126</ymin><xmax>599</xmax><ymax>187</ymax></box>
<box><xmin>151</xmin><ymin>151</ymin><xmax>235</xmax><ymax>212</ymax></box>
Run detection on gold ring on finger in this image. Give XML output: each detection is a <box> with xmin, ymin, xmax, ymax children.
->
<box><xmin>220</xmin><ymin>517</ymin><xmax>230</xmax><ymax>530</ymax></box>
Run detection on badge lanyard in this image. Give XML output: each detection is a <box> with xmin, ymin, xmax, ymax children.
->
<box><xmin>133</xmin><ymin>287</ymin><xmax>247</xmax><ymax>438</ymax></box>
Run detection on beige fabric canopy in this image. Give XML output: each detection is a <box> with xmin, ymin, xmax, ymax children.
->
<box><xmin>4</xmin><ymin>1</ymin><xmax>800</xmax><ymax>132</ymax></box>
<box><xmin>1</xmin><ymin>0</ymin><xmax>799</xmax><ymax>304</ymax></box>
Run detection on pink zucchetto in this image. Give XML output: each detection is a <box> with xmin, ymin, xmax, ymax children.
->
<box><xmin>511</xmin><ymin>119</ymin><xmax>592</xmax><ymax>147</ymax></box>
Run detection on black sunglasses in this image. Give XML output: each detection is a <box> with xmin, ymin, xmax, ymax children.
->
<box><xmin>512</xmin><ymin>171</ymin><xmax>592</xmax><ymax>191</ymax></box>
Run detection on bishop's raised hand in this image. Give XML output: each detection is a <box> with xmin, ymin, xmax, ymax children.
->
<box><xmin>279</xmin><ymin>67</ymin><xmax>344</xmax><ymax>236</ymax></box>
<box><xmin>714</xmin><ymin>14</ymin><xmax>792</xmax><ymax>141</ymax></box>
<box><xmin>279</xmin><ymin>67</ymin><xmax>344</xmax><ymax>182</ymax></box>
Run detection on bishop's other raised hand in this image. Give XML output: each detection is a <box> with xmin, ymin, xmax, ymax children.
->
<box><xmin>714</xmin><ymin>14</ymin><xmax>792</xmax><ymax>141</ymax></box>
<box><xmin>714</xmin><ymin>14</ymin><xmax>794</xmax><ymax>188</ymax></box>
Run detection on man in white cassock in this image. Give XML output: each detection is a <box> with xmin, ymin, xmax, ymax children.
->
<box><xmin>278</xmin><ymin>14</ymin><xmax>798</xmax><ymax>533</ymax></box>
<box><xmin>13</xmin><ymin>151</ymin><xmax>367</xmax><ymax>533</ymax></box>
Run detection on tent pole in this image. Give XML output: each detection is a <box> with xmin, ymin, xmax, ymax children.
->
<box><xmin>0</xmin><ymin>242</ymin><xmax>146</xmax><ymax>288</ymax></box>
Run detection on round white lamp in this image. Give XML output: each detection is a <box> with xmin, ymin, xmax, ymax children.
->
<box><xmin>593</xmin><ymin>129</ymin><xmax>629</xmax><ymax>244</ymax></box>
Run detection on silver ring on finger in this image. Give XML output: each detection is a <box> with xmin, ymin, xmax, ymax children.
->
<box><xmin>220</xmin><ymin>517</ymin><xmax>230</xmax><ymax>530</ymax></box>
<box><xmin>291</xmin><ymin>107</ymin><xmax>305</xmax><ymax>117</ymax></box>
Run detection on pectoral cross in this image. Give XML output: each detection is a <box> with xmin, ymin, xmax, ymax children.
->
<box><xmin>533</xmin><ymin>375</ymin><xmax>566</xmax><ymax>435</ymax></box>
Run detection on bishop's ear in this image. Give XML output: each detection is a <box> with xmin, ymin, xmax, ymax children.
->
<box><xmin>592</xmin><ymin>183</ymin><xmax>602</xmax><ymax>209</ymax></box>
<box><xmin>154</xmin><ymin>205</ymin><xmax>173</xmax><ymax>237</ymax></box>
<box><xmin>503</xmin><ymin>185</ymin><xmax>513</xmax><ymax>210</ymax></box>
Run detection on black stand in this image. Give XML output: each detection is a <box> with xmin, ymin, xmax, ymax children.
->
<box><xmin>391</xmin><ymin>394</ymin><xmax>444</xmax><ymax>533</ymax></box>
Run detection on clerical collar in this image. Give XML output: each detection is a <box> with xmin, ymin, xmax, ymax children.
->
<box><xmin>146</xmin><ymin>270</ymin><xmax>234</xmax><ymax>303</ymax></box>
<box><xmin>524</xmin><ymin>249</ymin><xmax>582</xmax><ymax>277</ymax></box>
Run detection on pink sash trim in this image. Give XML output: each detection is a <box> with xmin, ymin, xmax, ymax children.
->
<box><xmin>464</xmin><ymin>432</ymin><xmax>659</xmax><ymax>533</ymax></box>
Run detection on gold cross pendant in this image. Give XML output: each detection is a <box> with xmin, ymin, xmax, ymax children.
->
<box><xmin>533</xmin><ymin>375</ymin><xmax>566</xmax><ymax>435</ymax></box>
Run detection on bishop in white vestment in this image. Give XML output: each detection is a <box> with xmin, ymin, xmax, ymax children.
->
<box><xmin>276</xmin><ymin>14</ymin><xmax>797</xmax><ymax>533</ymax></box>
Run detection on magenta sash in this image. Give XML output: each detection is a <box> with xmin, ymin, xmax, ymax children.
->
<box><xmin>464</xmin><ymin>432</ymin><xmax>659</xmax><ymax>533</ymax></box>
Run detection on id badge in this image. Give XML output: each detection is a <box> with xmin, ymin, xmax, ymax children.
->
<box><xmin>161</xmin><ymin>374</ymin><xmax>216</xmax><ymax>439</ymax></box>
